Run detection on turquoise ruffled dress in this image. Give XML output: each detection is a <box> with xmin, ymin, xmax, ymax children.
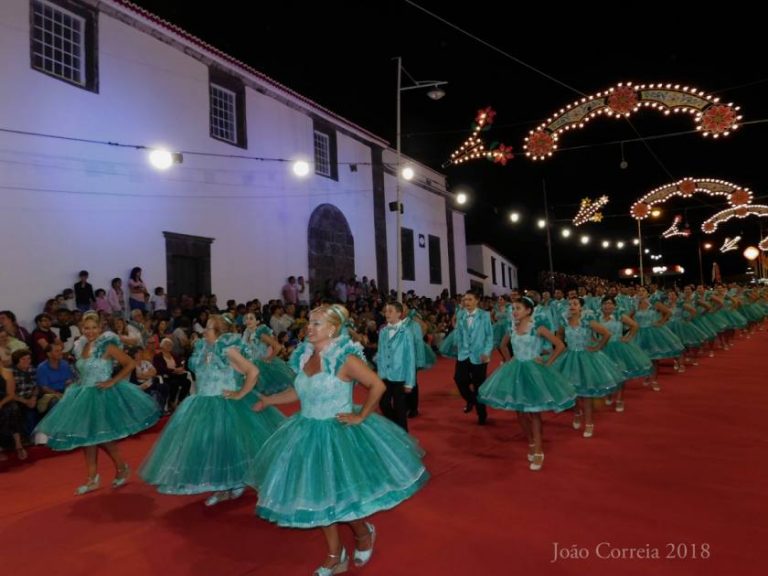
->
<box><xmin>599</xmin><ymin>315</ymin><xmax>653</xmax><ymax>379</ymax></box>
<box><xmin>247</xmin><ymin>337</ymin><xmax>428</xmax><ymax>528</ymax></box>
<box><xmin>407</xmin><ymin>311</ymin><xmax>436</xmax><ymax>369</ymax></box>
<box><xmin>139</xmin><ymin>334</ymin><xmax>284</xmax><ymax>495</ymax></box>
<box><xmin>492</xmin><ymin>304</ymin><xmax>511</xmax><ymax>348</ymax></box>
<box><xmin>633</xmin><ymin>308</ymin><xmax>685</xmax><ymax>360</ymax></box>
<box><xmin>553</xmin><ymin>316</ymin><xmax>624</xmax><ymax>397</ymax></box>
<box><xmin>438</xmin><ymin>309</ymin><xmax>465</xmax><ymax>358</ymax></box>
<box><xmin>34</xmin><ymin>332</ymin><xmax>160</xmax><ymax>450</ymax></box>
<box><xmin>478</xmin><ymin>318</ymin><xmax>576</xmax><ymax>412</ymax></box>
<box><xmin>242</xmin><ymin>325</ymin><xmax>296</xmax><ymax>395</ymax></box>
<box><xmin>667</xmin><ymin>304</ymin><xmax>708</xmax><ymax>348</ymax></box>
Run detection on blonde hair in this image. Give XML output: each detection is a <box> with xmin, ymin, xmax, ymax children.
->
<box><xmin>208</xmin><ymin>314</ymin><xmax>232</xmax><ymax>336</ymax></box>
<box><xmin>82</xmin><ymin>311</ymin><xmax>100</xmax><ymax>326</ymax></box>
<box><xmin>310</xmin><ymin>304</ymin><xmax>349</xmax><ymax>336</ymax></box>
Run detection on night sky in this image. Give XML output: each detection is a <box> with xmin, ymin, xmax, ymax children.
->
<box><xmin>128</xmin><ymin>0</ymin><xmax>768</xmax><ymax>287</ymax></box>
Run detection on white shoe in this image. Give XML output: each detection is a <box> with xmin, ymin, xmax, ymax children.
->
<box><xmin>529</xmin><ymin>453</ymin><xmax>544</xmax><ymax>471</ymax></box>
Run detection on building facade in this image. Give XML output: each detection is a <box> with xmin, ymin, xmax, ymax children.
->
<box><xmin>0</xmin><ymin>0</ymin><xmax>469</xmax><ymax>325</ymax></box>
<box><xmin>466</xmin><ymin>244</ymin><xmax>518</xmax><ymax>296</ymax></box>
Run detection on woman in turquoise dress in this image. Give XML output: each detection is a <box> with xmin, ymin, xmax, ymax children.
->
<box><xmin>34</xmin><ymin>311</ymin><xmax>160</xmax><ymax>495</ymax></box>
<box><xmin>140</xmin><ymin>315</ymin><xmax>284</xmax><ymax>505</ymax></box>
<box><xmin>241</xmin><ymin>313</ymin><xmax>295</xmax><ymax>395</ymax></box>
<box><xmin>666</xmin><ymin>290</ymin><xmax>708</xmax><ymax>367</ymax></box>
<box><xmin>437</xmin><ymin>302</ymin><xmax>464</xmax><ymax>358</ymax></box>
<box><xmin>632</xmin><ymin>288</ymin><xmax>685</xmax><ymax>387</ymax></box>
<box><xmin>553</xmin><ymin>298</ymin><xmax>624</xmax><ymax>438</ymax></box>
<box><xmin>598</xmin><ymin>297</ymin><xmax>652</xmax><ymax>412</ymax></box>
<box><xmin>478</xmin><ymin>297</ymin><xmax>575</xmax><ymax>471</ymax></box>
<box><xmin>248</xmin><ymin>304</ymin><xmax>428</xmax><ymax>576</ymax></box>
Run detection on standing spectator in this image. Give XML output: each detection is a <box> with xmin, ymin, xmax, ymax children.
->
<box><xmin>74</xmin><ymin>270</ymin><xmax>96</xmax><ymax>312</ymax></box>
<box><xmin>94</xmin><ymin>289</ymin><xmax>111</xmax><ymax>314</ymax></box>
<box><xmin>107</xmin><ymin>277</ymin><xmax>126</xmax><ymax>317</ymax></box>
<box><xmin>151</xmin><ymin>287</ymin><xmax>167</xmax><ymax>314</ymax></box>
<box><xmin>297</xmin><ymin>276</ymin><xmax>308</xmax><ymax>305</ymax></box>
<box><xmin>36</xmin><ymin>342</ymin><xmax>73</xmax><ymax>416</ymax></box>
<box><xmin>334</xmin><ymin>277</ymin><xmax>348</xmax><ymax>303</ymax></box>
<box><xmin>128</xmin><ymin>267</ymin><xmax>149</xmax><ymax>311</ymax></box>
<box><xmin>0</xmin><ymin>311</ymin><xmax>32</xmax><ymax>348</ymax></box>
<box><xmin>282</xmin><ymin>276</ymin><xmax>299</xmax><ymax>305</ymax></box>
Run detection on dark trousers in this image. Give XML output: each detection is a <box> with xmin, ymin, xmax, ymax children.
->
<box><xmin>379</xmin><ymin>379</ymin><xmax>408</xmax><ymax>431</ymax></box>
<box><xmin>165</xmin><ymin>372</ymin><xmax>192</xmax><ymax>410</ymax></box>
<box><xmin>454</xmin><ymin>359</ymin><xmax>488</xmax><ymax>423</ymax></box>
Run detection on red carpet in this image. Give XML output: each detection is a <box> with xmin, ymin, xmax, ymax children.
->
<box><xmin>1</xmin><ymin>332</ymin><xmax>766</xmax><ymax>575</ymax></box>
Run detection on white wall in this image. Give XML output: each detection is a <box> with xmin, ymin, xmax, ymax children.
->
<box><xmin>466</xmin><ymin>244</ymin><xmax>518</xmax><ymax>296</ymax></box>
<box><xmin>0</xmin><ymin>0</ymin><xmax>464</xmax><ymax>327</ymax></box>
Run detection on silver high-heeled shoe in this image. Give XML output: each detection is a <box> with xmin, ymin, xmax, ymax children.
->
<box><xmin>354</xmin><ymin>522</ymin><xmax>376</xmax><ymax>567</ymax></box>
<box><xmin>112</xmin><ymin>464</ymin><xmax>130</xmax><ymax>488</ymax></box>
<box><xmin>529</xmin><ymin>453</ymin><xmax>544</xmax><ymax>471</ymax></box>
<box><xmin>75</xmin><ymin>474</ymin><xmax>101</xmax><ymax>496</ymax></box>
<box><xmin>314</xmin><ymin>548</ymin><xmax>348</xmax><ymax>575</ymax></box>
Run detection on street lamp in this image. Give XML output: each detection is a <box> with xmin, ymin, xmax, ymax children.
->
<box><xmin>698</xmin><ymin>240</ymin><xmax>713</xmax><ymax>285</ymax></box>
<box><xmin>395</xmin><ymin>57</ymin><xmax>447</xmax><ymax>302</ymax></box>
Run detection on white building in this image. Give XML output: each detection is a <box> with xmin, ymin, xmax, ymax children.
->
<box><xmin>0</xmin><ymin>0</ymin><xmax>469</xmax><ymax>326</ymax></box>
<box><xmin>466</xmin><ymin>244</ymin><xmax>518</xmax><ymax>296</ymax></box>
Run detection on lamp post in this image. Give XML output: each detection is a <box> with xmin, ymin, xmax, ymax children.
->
<box><xmin>395</xmin><ymin>57</ymin><xmax>447</xmax><ymax>302</ymax></box>
<box><xmin>698</xmin><ymin>241</ymin><xmax>712</xmax><ymax>285</ymax></box>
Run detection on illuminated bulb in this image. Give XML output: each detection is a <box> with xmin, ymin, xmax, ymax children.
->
<box><xmin>509</xmin><ymin>212</ymin><xmax>520</xmax><ymax>223</ymax></box>
<box><xmin>148</xmin><ymin>149</ymin><xmax>173</xmax><ymax>170</ymax></box>
<box><xmin>456</xmin><ymin>193</ymin><xmax>468</xmax><ymax>205</ymax></box>
<box><xmin>401</xmin><ymin>167</ymin><xmax>415</xmax><ymax>180</ymax></box>
<box><xmin>537</xmin><ymin>219</ymin><xmax>546</xmax><ymax>229</ymax></box>
<box><xmin>292</xmin><ymin>160</ymin><xmax>310</xmax><ymax>177</ymax></box>
<box><xmin>580</xmin><ymin>235</ymin><xmax>590</xmax><ymax>244</ymax></box>
<box><xmin>633</xmin><ymin>238</ymin><xmax>640</xmax><ymax>246</ymax></box>
<box><xmin>617</xmin><ymin>241</ymin><xmax>625</xmax><ymax>249</ymax></box>
<box><xmin>561</xmin><ymin>228</ymin><xmax>571</xmax><ymax>238</ymax></box>
<box><xmin>602</xmin><ymin>240</ymin><xmax>610</xmax><ymax>248</ymax></box>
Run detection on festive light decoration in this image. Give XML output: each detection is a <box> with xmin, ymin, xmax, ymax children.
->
<box><xmin>661</xmin><ymin>215</ymin><xmax>691</xmax><ymax>238</ymax></box>
<box><xmin>759</xmin><ymin>236</ymin><xmax>768</xmax><ymax>251</ymax></box>
<box><xmin>631</xmin><ymin>178</ymin><xmax>753</xmax><ymax>220</ymax></box>
<box><xmin>447</xmin><ymin>107</ymin><xmax>513</xmax><ymax>166</ymax></box>
<box><xmin>701</xmin><ymin>205</ymin><xmax>768</xmax><ymax>233</ymax></box>
<box><xmin>573</xmin><ymin>195</ymin><xmax>609</xmax><ymax>226</ymax></box>
<box><xmin>525</xmin><ymin>83</ymin><xmax>742</xmax><ymax>161</ymax></box>
<box><xmin>720</xmin><ymin>236</ymin><xmax>741</xmax><ymax>253</ymax></box>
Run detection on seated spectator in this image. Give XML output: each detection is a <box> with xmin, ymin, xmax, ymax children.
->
<box><xmin>154</xmin><ymin>338</ymin><xmax>192</xmax><ymax>413</ymax></box>
<box><xmin>0</xmin><ymin>364</ymin><xmax>26</xmax><ymax>461</ymax></box>
<box><xmin>0</xmin><ymin>327</ymin><xmax>28</xmax><ymax>368</ymax></box>
<box><xmin>11</xmin><ymin>349</ymin><xmax>39</xmax><ymax>437</ymax></box>
<box><xmin>31</xmin><ymin>313</ymin><xmax>58</xmax><ymax>365</ymax></box>
<box><xmin>0</xmin><ymin>310</ymin><xmax>32</xmax><ymax>348</ymax></box>
<box><xmin>52</xmin><ymin>307</ymin><xmax>81</xmax><ymax>355</ymax></box>
<box><xmin>171</xmin><ymin>317</ymin><xmax>192</xmax><ymax>357</ymax></box>
<box><xmin>62</xmin><ymin>288</ymin><xmax>77</xmax><ymax>311</ymax></box>
<box><xmin>111</xmin><ymin>316</ymin><xmax>142</xmax><ymax>348</ymax></box>
<box><xmin>36</xmin><ymin>342</ymin><xmax>73</xmax><ymax>416</ymax></box>
<box><xmin>269</xmin><ymin>305</ymin><xmax>292</xmax><ymax>336</ymax></box>
<box><xmin>129</xmin><ymin>347</ymin><xmax>168</xmax><ymax>413</ymax></box>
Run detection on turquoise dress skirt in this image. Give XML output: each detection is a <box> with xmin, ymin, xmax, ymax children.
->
<box><xmin>34</xmin><ymin>333</ymin><xmax>160</xmax><ymax>451</ymax></box>
<box><xmin>247</xmin><ymin>371</ymin><xmax>428</xmax><ymax>528</ymax></box>
<box><xmin>478</xmin><ymin>326</ymin><xmax>575</xmax><ymax>412</ymax></box>
<box><xmin>438</xmin><ymin>329</ymin><xmax>458</xmax><ymax>358</ymax></box>
<box><xmin>139</xmin><ymin>395</ymin><xmax>284</xmax><ymax>494</ymax></box>
<box><xmin>602</xmin><ymin>340</ymin><xmax>653</xmax><ymax>379</ymax></box>
<box><xmin>668</xmin><ymin>318</ymin><xmax>708</xmax><ymax>348</ymax></box>
<box><xmin>552</xmin><ymin>349</ymin><xmax>624</xmax><ymax>397</ymax></box>
<box><xmin>252</xmin><ymin>357</ymin><xmax>296</xmax><ymax>395</ymax></box>
<box><xmin>140</xmin><ymin>334</ymin><xmax>284</xmax><ymax>494</ymax></box>
<box><xmin>634</xmin><ymin>325</ymin><xmax>685</xmax><ymax>360</ymax></box>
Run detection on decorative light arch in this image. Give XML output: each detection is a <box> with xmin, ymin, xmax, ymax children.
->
<box><xmin>661</xmin><ymin>215</ymin><xmax>690</xmax><ymax>238</ymax></box>
<box><xmin>524</xmin><ymin>83</ymin><xmax>742</xmax><ymax>160</ymax></box>
<box><xmin>631</xmin><ymin>178</ymin><xmax>753</xmax><ymax>220</ymax></box>
<box><xmin>447</xmin><ymin>107</ymin><xmax>513</xmax><ymax>166</ymax></box>
<box><xmin>759</xmin><ymin>236</ymin><xmax>768</xmax><ymax>251</ymax></box>
<box><xmin>573</xmin><ymin>196</ymin><xmax>608</xmax><ymax>226</ymax></box>
<box><xmin>701</xmin><ymin>205</ymin><xmax>768</xmax><ymax>233</ymax></box>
